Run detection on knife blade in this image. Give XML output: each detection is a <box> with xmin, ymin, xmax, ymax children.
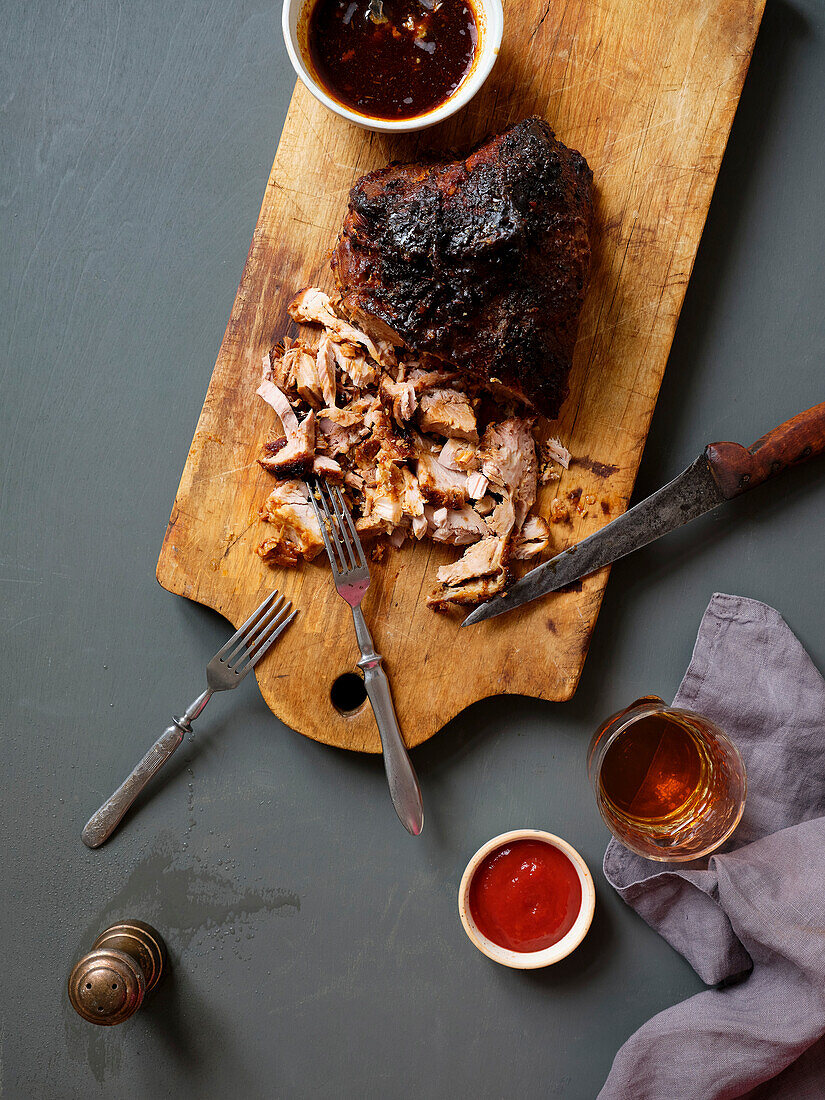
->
<box><xmin>462</xmin><ymin>402</ymin><xmax>825</xmax><ymax>626</ymax></box>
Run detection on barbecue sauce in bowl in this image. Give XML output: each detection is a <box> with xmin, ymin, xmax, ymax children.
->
<box><xmin>468</xmin><ymin>839</ymin><xmax>583</xmax><ymax>953</ymax></box>
<box><xmin>307</xmin><ymin>0</ymin><xmax>478</xmax><ymax>120</ymax></box>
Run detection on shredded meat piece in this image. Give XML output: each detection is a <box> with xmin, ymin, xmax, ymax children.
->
<box><xmin>316</xmin><ymin>336</ymin><xmax>337</xmax><ymax>408</ymax></box>
<box><xmin>398</xmin><ymin>467</ymin><xmax>427</xmax><ymax>534</ymax></box>
<box><xmin>435</xmin><ymin>440</ymin><xmax>475</xmax><ymax>470</ymax></box>
<box><xmin>256</xmin><ymin>481</ymin><xmax>324</xmax><ymax>566</ymax></box>
<box><xmin>261</xmin><ymin>346</ymin><xmax>296</xmax><ymax>393</ymax></box>
<box><xmin>355</xmin><ymin>511</ymin><xmax>391</xmax><ymax>539</ymax></box>
<box><xmin>511</xmin><ymin>515</ymin><xmax>551</xmax><ymax>559</ymax></box>
<box><xmin>439</xmin><ymin>438</ymin><xmax>478</xmax><ymax>472</ymax></box>
<box><xmin>294</xmin><ymin>346</ymin><xmax>323</xmax><ymax>407</ymax></box>
<box><xmin>438</xmin><ymin>439</ymin><xmax>487</xmax><ymax>498</ymax></box>
<box><xmin>333</xmin><ymin>341</ymin><xmax>377</xmax><ymax>389</ymax></box>
<box><xmin>428</xmin><ymin>537</ymin><xmax>510</xmax><ymax>609</ymax></box>
<box><xmin>317</xmin><ymin>400</ymin><xmax>369</xmax><ymax>456</ymax></box>
<box><xmin>282</xmin><ymin>341</ymin><xmax>312</xmax><ymax>397</ymax></box>
<box><xmin>312</xmin><ymin>455</ymin><xmax>343</xmax><ymax>480</ymax></box>
<box><xmin>379</xmin><ymin>373</ymin><xmax>417</xmax><ymax>427</ymax></box>
<box><xmin>417</xmin><ymin>389</ymin><xmax>478</xmax><ymax>441</ymax></box>
<box><xmin>416</xmin><ymin>454</ymin><xmax>469</xmax><ymax>509</ymax></box>
<box><xmin>436</xmin><ymin>536</ymin><xmax>508</xmax><ymax>585</ymax></box>
<box><xmin>486</xmin><ymin>496</ymin><xmax>516</xmax><ymax>537</ymax></box>
<box><xmin>426</xmin><ymin>504</ymin><xmax>488</xmax><ymax>545</ymax></box>
<box><xmin>363</xmin><ymin>486</ymin><xmax>403</xmax><ymax>528</ymax></box>
<box><xmin>478</xmin><ymin>418</ymin><xmax>537</xmax><ymax>532</ymax></box>
<box><xmin>543</xmin><ymin>436</ymin><xmax>571</xmax><ymax>469</ymax></box>
<box><xmin>259</xmin><ymin>410</ymin><xmax>316</xmax><ymax>479</ymax></box>
<box><xmin>289</xmin><ymin>287</ymin><xmax>396</xmax><ymax>367</ymax></box>
<box><xmin>466</xmin><ymin>472</ymin><xmax>489</xmax><ymax>500</ymax></box>
<box><xmin>406</xmin><ymin>367</ymin><xmax>462</xmax><ymax>393</ymax></box>
<box><xmin>257</xmin><ymin>355</ymin><xmax>299</xmax><ymax>428</ymax></box>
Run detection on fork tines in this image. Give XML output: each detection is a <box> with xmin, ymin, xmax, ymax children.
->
<box><xmin>307</xmin><ymin>478</ymin><xmax>367</xmax><ymax>577</ymax></box>
<box><xmin>217</xmin><ymin>589</ymin><xmax>296</xmax><ymax>676</ymax></box>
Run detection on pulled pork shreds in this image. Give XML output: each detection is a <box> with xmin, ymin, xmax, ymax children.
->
<box><xmin>543</xmin><ymin>436</ymin><xmax>572</xmax><ymax>469</ymax></box>
<box><xmin>417</xmin><ymin>389</ymin><xmax>478</xmax><ymax>441</ymax></box>
<box><xmin>254</xmin><ymin>288</ymin><xmax>572</xmax><ymax>609</ymax></box>
<box><xmin>257</xmin><ymin>481</ymin><xmax>324</xmax><ymax>567</ymax></box>
<box><xmin>429</xmin><ymin>536</ymin><xmax>510</xmax><ymax>609</ymax></box>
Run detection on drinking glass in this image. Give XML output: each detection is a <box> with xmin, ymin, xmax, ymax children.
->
<box><xmin>587</xmin><ymin>696</ymin><xmax>746</xmax><ymax>861</ymax></box>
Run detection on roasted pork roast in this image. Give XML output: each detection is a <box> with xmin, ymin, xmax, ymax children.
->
<box><xmin>332</xmin><ymin>117</ymin><xmax>593</xmax><ymax>418</ymax></box>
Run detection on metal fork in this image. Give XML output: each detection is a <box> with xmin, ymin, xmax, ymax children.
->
<box><xmin>307</xmin><ymin>478</ymin><xmax>424</xmax><ymax>836</ymax></box>
<box><xmin>82</xmin><ymin>591</ymin><xmax>297</xmax><ymax>849</ymax></box>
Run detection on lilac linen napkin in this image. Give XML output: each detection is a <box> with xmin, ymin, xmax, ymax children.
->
<box><xmin>599</xmin><ymin>593</ymin><xmax>825</xmax><ymax>1100</ymax></box>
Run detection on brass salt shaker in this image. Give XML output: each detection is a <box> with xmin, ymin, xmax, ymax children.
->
<box><xmin>68</xmin><ymin>920</ymin><xmax>166</xmax><ymax>1025</ymax></box>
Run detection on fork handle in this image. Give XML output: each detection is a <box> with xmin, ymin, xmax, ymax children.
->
<box><xmin>352</xmin><ymin>607</ymin><xmax>424</xmax><ymax>836</ymax></box>
<box><xmin>81</xmin><ymin>721</ymin><xmax>189</xmax><ymax>849</ymax></box>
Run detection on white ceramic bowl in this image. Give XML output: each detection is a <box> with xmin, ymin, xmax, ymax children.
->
<box><xmin>282</xmin><ymin>0</ymin><xmax>504</xmax><ymax>133</ymax></box>
<box><xmin>458</xmin><ymin>829</ymin><xmax>596</xmax><ymax>969</ymax></box>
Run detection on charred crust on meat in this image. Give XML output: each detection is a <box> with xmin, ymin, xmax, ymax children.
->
<box><xmin>261</xmin><ymin>438</ymin><xmax>287</xmax><ymax>458</ymax></box>
<box><xmin>420</xmin><ymin>486</ymin><xmax>467</xmax><ymax>510</ymax></box>
<box><xmin>332</xmin><ymin>117</ymin><xmax>593</xmax><ymax>419</ymax></box>
<box><xmin>261</xmin><ymin>456</ymin><xmax>313</xmax><ymax>478</ymax></box>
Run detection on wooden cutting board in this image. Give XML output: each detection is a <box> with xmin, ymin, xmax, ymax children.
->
<box><xmin>157</xmin><ymin>0</ymin><xmax>764</xmax><ymax>752</ymax></box>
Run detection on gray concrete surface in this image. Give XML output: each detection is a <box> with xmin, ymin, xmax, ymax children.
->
<box><xmin>1</xmin><ymin>0</ymin><xmax>824</xmax><ymax>1096</ymax></box>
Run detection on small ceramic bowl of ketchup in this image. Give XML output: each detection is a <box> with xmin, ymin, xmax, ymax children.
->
<box><xmin>282</xmin><ymin>0</ymin><xmax>504</xmax><ymax>133</ymax></box>
<box><xmin>458</xmin><ymin>830</ymin><xmax>596</xmax><ymax>969</ymax></box>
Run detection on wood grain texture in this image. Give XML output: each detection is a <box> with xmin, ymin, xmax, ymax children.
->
<box><xmin>157</xmin><ymin>0</ymin><xmax>765</xmax><ymax>752</ymax></box>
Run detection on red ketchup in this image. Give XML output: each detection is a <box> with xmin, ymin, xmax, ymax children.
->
<box><xmin>469</xmin><ymin>839</ymin><xmax>583</xmax><ymax>952</ymax></box>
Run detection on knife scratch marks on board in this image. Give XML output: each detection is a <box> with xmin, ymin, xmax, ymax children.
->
<box><xmin>222</xmin><ymin>522</ymin><xmax>254</xmax><ymax>560</ymax></box>
<box><xmin>528</xmin><ymin>0</ymin><xmax>571</xmax><ymax>44</ymax></box>
<box><xmin>207</xmin><ymin>462</ymin><xmax>257</xmax><ymax>482</ymax></box>
<box><xmin>294</xmin><ymin>95</ymin><xmax>367</xmax><ymax>179</ymax></box>
<box><xmin>598</xmin><ymin>116</ymin><xmax>688</xmax><ymax>166</ymax></box>
<box><xmin>408</xmin><ymin>546</ymin><xmax>435</xmax><ymax>624</ymax></box>
<box><xmin>576</xmin><ymin>303</ymin><xmax>659</xmax><ymax>343</ymax></box>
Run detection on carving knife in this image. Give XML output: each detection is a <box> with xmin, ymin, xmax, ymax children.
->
<box><xmin>462</xmin><ymin>402</ymin><xmax>825</xmax><ymax>626</ymax></box>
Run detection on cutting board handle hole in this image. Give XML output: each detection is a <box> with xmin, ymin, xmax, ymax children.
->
<box><xmin>330</xmin><ymin>672</ymin><xmax>368</xmax><ymax>715</ymax></box>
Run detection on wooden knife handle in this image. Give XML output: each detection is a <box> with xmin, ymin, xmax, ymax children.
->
<box><xmin>705</xmin><ymin>401</ymin><xmax>825</xmax><ymax>500</ymax></box>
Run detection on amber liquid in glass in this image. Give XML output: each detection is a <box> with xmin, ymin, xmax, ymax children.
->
<box><xmin>590</xmin><ymin>699</ymin><xmax>747</xmax><ymax>861</ymax></box>
<box><xmin>599</xmin><ymin>713</ymin><xmax>706</xmax><ymax>824</ymax></box>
